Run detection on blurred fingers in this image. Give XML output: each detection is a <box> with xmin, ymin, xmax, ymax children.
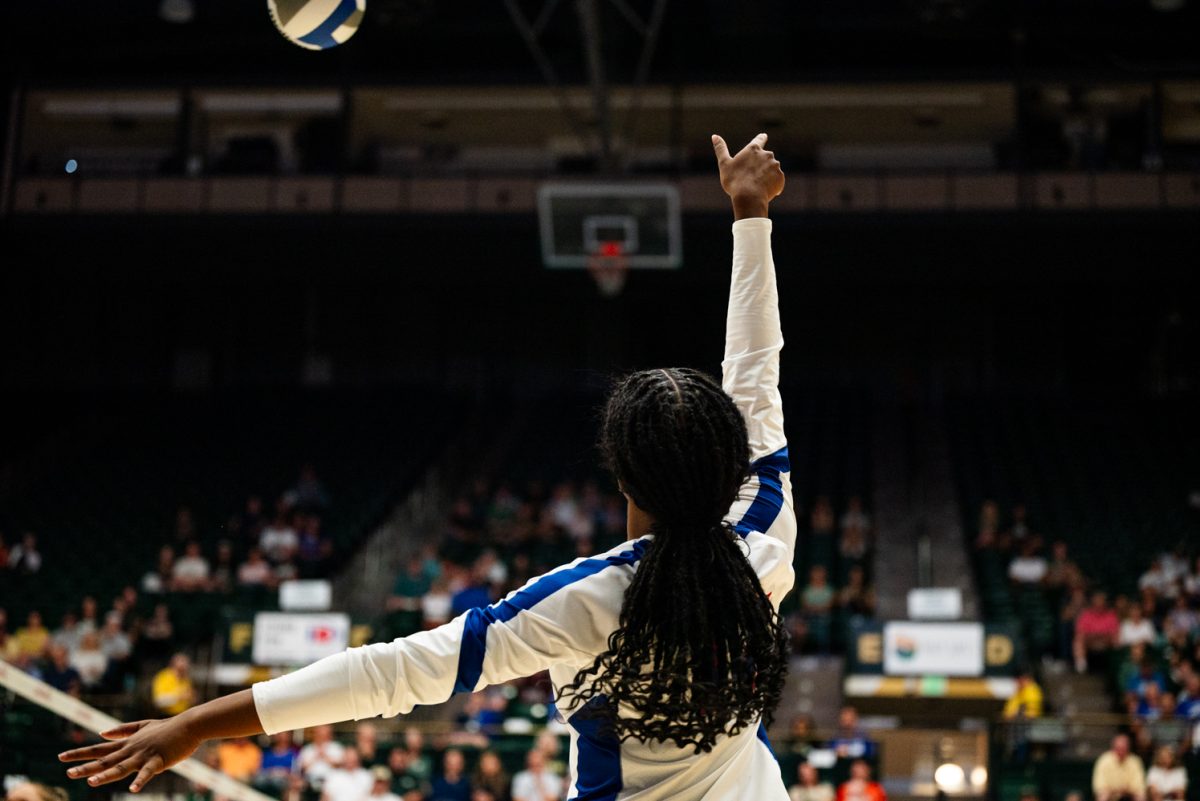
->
<box><xmin>60</xmin><ymin>741</ymin><xmax>122</xmax><ymax>764</ymax></box>
<box><xmin>130</xmin><ymin>755</ymin><xmax>164</xmax><ymax>793</ymax></box>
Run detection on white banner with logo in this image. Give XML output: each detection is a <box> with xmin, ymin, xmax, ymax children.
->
<box><xmin>883</xmin><ymin>621</ymin><xmax>984</xmax><ymax>676</ymax></box>
<box><xmin>252</xmin><ymin>612</ymin><xmax>350</xmax><ymax>666</ymax></box>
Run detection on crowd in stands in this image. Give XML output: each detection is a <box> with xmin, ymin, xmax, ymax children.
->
<box><xmin>974</xmin><ymin>500</ymin><xmax>1200</xmax><ymax>790</ymax></box>
<box><xmin>782</xmin><ymin>495</ymin><xmax>877</xmax><ymax>656</ymax></box>
<box><xmin>0</xmin><ymin>465</ymin><xmax>339</xmax><ymax>708</ymax></box>
<box><xmin>186</xmin><ymin>721</ymin><xmax>573</xmax><ymax>801</ymax></box>
<box><xmin>781</xmin><ymin>706</ymin><xmax>883</xmax><ymax>801</ymax></box>
<box><xmin>140</xmin><ymin>465</ymin><xmax>336</xmax><ymax>597</ymax></box>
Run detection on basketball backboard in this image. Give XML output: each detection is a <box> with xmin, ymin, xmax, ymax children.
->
<box><xmin>537</xmin><ymin>183</ymin><xmax>682</xmax><ymax>269</ymax></box>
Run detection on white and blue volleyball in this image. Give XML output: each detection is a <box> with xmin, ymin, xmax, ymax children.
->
<box><xmin>268</xmin><ymin>0</ymin><xmax>366</xmax><ymax>50</ymax></box>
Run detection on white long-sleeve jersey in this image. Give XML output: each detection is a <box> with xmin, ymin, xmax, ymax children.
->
<box><xmin>252</xmin><ymin>217</ymin><xmax>796</xmax><ymax>801</ymax></box>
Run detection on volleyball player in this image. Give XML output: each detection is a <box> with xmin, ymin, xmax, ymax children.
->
<box><xmin>59</xmin><ymin>132</ymin><xmax>795</xmax><ymax>800</ymax></box>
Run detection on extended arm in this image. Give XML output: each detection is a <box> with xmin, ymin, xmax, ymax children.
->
<box><xmin>712</xmin><ymin>134</ymin><xmax>795</xmax><ymax>559</ymax></box>
<box><xmin>60</xmin><ymin>552</ymin><xmax>623</xmax><ymax>791</ymax></box>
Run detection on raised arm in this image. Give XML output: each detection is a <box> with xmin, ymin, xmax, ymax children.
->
<box><xmin>713</xmin><ymin>133</ymin><xmax>786</xmax><ymax>461</ymax></box>
<box><xmin>712</xmin><ymin>134</ymin><xmax>795</xmax><ymax>562</ymax></box>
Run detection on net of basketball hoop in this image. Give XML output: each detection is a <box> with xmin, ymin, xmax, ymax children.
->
<box><xmin>587</xmin><ymin>241</ymin><xmax>630</xmax><ymax>298</ymax></box>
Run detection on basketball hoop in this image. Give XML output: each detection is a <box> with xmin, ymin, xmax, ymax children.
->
<box><xmin>587</xmin><ymin>241</ymin><xmax>630</xmax><ymax>298</ymax></box>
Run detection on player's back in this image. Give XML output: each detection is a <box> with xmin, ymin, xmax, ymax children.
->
<box><xmin>546</xmin><ymin>509</ymin><xmax>796</xmax><ymax>801</ymax></box>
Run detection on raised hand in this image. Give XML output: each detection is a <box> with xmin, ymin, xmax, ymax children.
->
<box><xmin>711</xmin><ymin>132</ymin><xmax>785</xmax><ymax>220</ymax></box>
<box><xmin>59</xmin><ymin>717</ymin><xmax>202</xmax><ymax>793</ymax></box>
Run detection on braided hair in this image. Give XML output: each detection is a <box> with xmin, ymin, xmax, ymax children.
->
<box><xmin>559</xmin><ymin>367</ymin><xmax>789</xmax><ymax>753</ymax></box>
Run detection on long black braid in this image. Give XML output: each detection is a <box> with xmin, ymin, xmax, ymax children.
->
<box><xmin>559</xmin><ymin>367</ymin><xmax>789</xmax><ymax>754</ymax></box>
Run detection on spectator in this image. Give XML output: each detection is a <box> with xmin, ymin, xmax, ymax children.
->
<box><xmin>1093</xmin><ymin>734</ymin><xmax>1146</xmax><ymax>801</ymax></box>
<box><xmin>69</xmin><ymin>632</ymin><xmax>108</xmax><ymax>690</ymax></box>
<box><xmin>811</xmin><ymin>497</ymin><xmax>836</xmax><ymax>537</ymax></box>
<box><xmin>300</xmin><ymin>724</ymin><xmax>347</xmax><ymax>789</ymax></box>
<box><xmin>298</xmin><ymin>515</ymin><xmax>334</xmax><ymax>577</ymax></box>
<box><xmin>1003</xmin><ymin>668</ymin><xmax>1045</xmax><ymax>720</ymax></box>
<box><xmin>355</xmin><ymin>721</ymin><xmax>383</xmax><ymax>769</ymax></box>
<box><xmin>293</xmin><ymin>463</ymin><xmax>331</xmax><ymax>512</ymax></box>
<box><xmin>322</xmin><ymin>747</ymin><xmax>374</xmax><ymax>801</ymax></box>
<box><xmin>1146</xmin><ymin>745</ymin><xmax>1187</xmax><ymax>801</ymax></box>
<box><xmin>140</xmin><ymin>603</ymin><xmax>175</xmax><ymax>664</ymax></box>
<box><xmin>152</xmin><ymin>653</ymin><xmax>196</xmax><ymax>716</ymax></box>
<box><xmin>422</xmin><ymin>578</ymin><xmax>454</xmax><ymax>629</ymax></box>
<box><xmin>238</xmin><ymin>547</ymin><xmax>277</xmax><ymax>588</ymax></box>
<box><xmin>430</xmin><ymin>749</ymin><xmax>471</xmax><ymax>801</ymax></box>
<box><xmin>785</xmin><ymin>714</ymin><xmax>819</xmax><ymax>762</ymax></box>
<box><xmin>1126</xmin><ymin>656</ymin><xmax>1167</xmax><ymax>706</ymax></box>
<box><xmin>511</xmin><ymin>748</ymin><xmax>563</xmax><ymax>801</ymax></box>
<box><xmin>8</xmin><ymin>532</ymin><xmax>43</xmax><ymax>574</ymax></box>
<box><xmin>171</xmin><ymin>541</ymin><xmax>211</xmax><ymax>592</ymax></box>
<box><xmin>1120</xmin><ymin>605</ymin><xmax>1158</xmax><ymax>648</ymax></box>
<box><xmin>533</xmin><ymin>730</ymin><xmax>566</xmax><ymax>778</ymax></box>
<box><xmin>1044</xmin><ymin>541</ymin><xmax>1085</xmax><ymax>591</ymax></box>
<box><xmin>840</xmin><ymin>496</ymin><xmax>871</xmax><ymax>534</ymax></box>
<box><xmin>1059</xmin><ymin>586</ymin><xmax>1087</xmax><ymax>660</ymax></box>
<box><xmin>1164</xmin><ymin>595</ymin><xmax>1198</xmax><ymax>640</ymax></box>
<box><xmin>790</xmin><ymin>762</ymin><xmax>835</xmax><ymax>801</ymax></box>
<box><xmin>4</xmin><ymin>782</ymin><xmax>69</xmax><ymax>801</ymax></box>
<box><xmin>237</xmin><ymin>495</ymin><xmax>268</xmax><ymax>544</ymax></box>
<box><xmin>802</xmin><ymin>565</ymin><xmax>835</xmax><ymax>654</ymax></box>
<box><xmin>1183</xmin><ymin>557</ymin><xmax>1200</xmax><ymax>602</ymax></box>
<box><xmin>174</xmin><ymin>506</ymin><xmax>196</xmax><ymax>544</ymax></box>
<box><xmin>14</xmin><ymin>610</ymin><xmax>50</xmax><ymax>661</ymax></box>
<box><xmin>211</xmin><ymin>540</ymin><xmax>237</xmax><ymax>593</ymax></box>
<box><xmin>830</xmin><ymin>706</ymin><xmax>877</xmax><ymax>761</ymax></box>
<box><xmin>261</xmin><ymin>501</ymin><xmax>299</xmax><ymax>563</ymax></box>
<box><xmin>51</xmin><ymin>612</ymin><xmax>82</xmax><ymax>654</ymax></box>
<box><xmin>366</xmin><ymin>767</ymin><xmax>401</xmax><ymax>801</ymax></box>
<box><xmin>388</xmin><ymin>556</ymin><xmax>431</xmax><ymax>612</ymax></box>
<box><xmin>1005</xmin><ymin>503</ymin><xmax>1040</xmax><ymax>551</ymax></box>
<box><xmin>1074</xmin><ymin>591</ymin><xmax>1120</xmax><ymax>673</ymax></box>
<box><xmin>451</xmin><ymin>562</ymin><xmax>494</xmax><ymax>617</ymax></box>
<box><xmin>1009</xmin><ymin>540</ymin><xmax>1048</xmax><ymax>585</ymax></box>
<box><xmin>472</xmin><ymin>751</ymin><xmax>511</xmax><ymax>801</ymax></box>
<box><xmin>99</xmin><ymin>613</ymin><xmax>132</xmax><ymax>690</ymax></box>
<box><xmin>258</xmin><ymin>732</ymin><xmax>300</xmax><ymax>793</ymax></box>
<box><xmin>0</xmin><ymin>533</ymin><xmax>8</xmax><ymax>569</ymax></box>
<box><xmin>142</xmin><ymin>546</ymin><xmax>175</xmax><ymax>594</ymax></box>
<box><xmin>42</xmin><ymin>643</ymin><xmax>82</xmax><ymax>695</ymax></box>
<box><xmin>839</xmin><ymin>524</ymin><xmax>870</xmax><ymax>567</ymax></box>
<box><xmin>1177</xmin><ymin>672</ymin><xmax>1200</xmax><ymax>719</ymax></box>
<box><xmin>400</xmin><ymin>727</ymin><xmax>433</xmax><ymax>784</ymax></box>
<box><xmin>1148</xmin><ymin>693</ymin><xmax>1189</xmax><ymax>748</ymax></box>
<box><xmin>837</xmin><ymin>760</ymin><xmax>886</xmax><ymax>801</ymax></box>
<box><xmin>218</xmin><ymin>736</ymin><xmax>263</xmax><ymax>783</ymax></box>
<box><xmin>386</xmin><ymin>747</ymin><xmax>425</xmax><ymax>801</ymax></box>
<box><xmin>839</xmin><ymin>565</ymin><xmax>876</xmax><ymax>619</ymax></box>
<box><xmin>1140</xmin><ymin>560</ymin><xmax>1174</xmax><ymax>599</ymax></box>
<box><xmin>0</xmin><ymin>608</ymin><xmax>16</xmax><ymax>662</ymax></box>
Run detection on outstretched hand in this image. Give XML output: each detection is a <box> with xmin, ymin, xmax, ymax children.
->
<box><xmin>712</xmin><ymin>132</ymin><xmax>785</xmax><ymax>220</ymax></box>
<box><xmin>59</xmin><ymin>717</ymin><xmax>202</xmax><ymax>793</ymax></box>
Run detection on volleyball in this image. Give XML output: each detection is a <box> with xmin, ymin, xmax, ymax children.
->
<box><xmin>267</xmin><ymin>0</ymin><xmax>366</xmax><ymax>50</ymax></box>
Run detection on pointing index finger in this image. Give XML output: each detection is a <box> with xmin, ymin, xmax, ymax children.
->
<box><xmin>748</xmin><ymin>132</ymin><xmax>769</xmax><ymax>151</ymax></box>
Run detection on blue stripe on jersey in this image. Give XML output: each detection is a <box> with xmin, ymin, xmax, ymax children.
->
<box><xmin>568</xmin><ymin>696</ymin><xmax>623</xmax><ymax>801</ymax></box>
<box><xmin>298</xmin><ymin>0</ymin><xmax>359</xmax><ymax>48</ymax></box>
<box><xmin>454</xmin><ymin>540</ymin><xmax>650</xmax><ymax>694</ymax></box>
<box><xmin>732</xmin><ymin>445</ymin><xmax>791</xmax><ymax>539</ymax></box>
<box><xmin>757</xmin><ymin>720</ymin><xmax>779</xmax><ymax>762</ymax></box>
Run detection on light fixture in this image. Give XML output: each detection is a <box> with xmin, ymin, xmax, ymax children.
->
<box><xmin>934</xmin><ymin>763</ymin><xmax>966</xmax><ymax>793</ymax></box>
<box><xmin>971</xmin><ymin>767</ymin><xmax>988</xmax><ymax>788</ymax></box>
<box><xmin>64</xmin><ymin>159</ymin><xmax>78</xmax><ymax>174</ymax></box>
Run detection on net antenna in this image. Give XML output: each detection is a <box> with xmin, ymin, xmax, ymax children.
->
<box><xmin>587</xmin><ymin>240</ymin><xmax>630</xmax><ymax>298</ymax></box>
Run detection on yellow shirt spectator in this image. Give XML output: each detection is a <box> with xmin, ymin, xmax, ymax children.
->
<box><xmin>1093</xmin><ymin>736</ymin><xmax>1146</xmax><ymax>801</ymax></box>
<box><xmin>152</xmin><ymin>655</ymin><xmax>196</xmax><ymax>716</ymax></box>
<box><xmin>217</xmin><ymin>738</ymin><xmax>263</xmax><ymax>782</ymax></box>
<box><xmin>1003</xmin><ymin>675</ymin><xmax>1044</xmax><ymax>719</ymax></box>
